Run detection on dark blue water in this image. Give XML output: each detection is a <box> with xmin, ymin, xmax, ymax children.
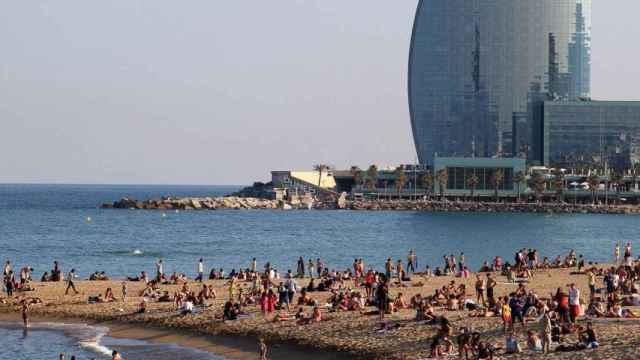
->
<box><xmin>0</xmin><ymin>184</ymin><xmax>638</xmax><ymax>280</ymax></box>
<box><xmin>0</xmin><ymin>321</ymin><xmax>221</xmax><ymax>360</ymax></box>
<box><xmin>1</xmin><ymin>184</ymin><xmax>638</xmax><ymax>358</ymax></box>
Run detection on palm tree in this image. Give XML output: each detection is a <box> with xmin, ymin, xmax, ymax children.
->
<box><xmin>394</xmin><ymin>166</ymin><xmax>407</xmax><ymax>200</ymax></box>
<box><xmin>349</xmin><ymin>166</ymin><xmax>363</xmax><ymax>191</ymax></box>
<box><xmin>587</xmin><ymin>174</ymin><xmax>600</xmax><ymax>204</ymax></box>
<box><xmin>436</xmin><ymin>169</ymin><xmax>448</xmax><ymax>200</ymax></box>
<box><xmin>513</xmin><ymin>171</ymin><xmax>525</xmax><ymax>203</ymax></box>
<box><xmin>528</xmin><ymin>173</ymin><xmax>546</xmax><ymax>203</ymax></box>
<box><xmin>421</xmin><ymin>171</ymin><xmax>433</xmax><ymax>200</ymax></box>
<box><xmin>466</xmin><ymin>173</ymin><xmax>479</xmax><ymax>200</ymax></box>
<box><xmin>313</xmin><ymin>164</ymin><xmax>330</xmax><ymax>193</ymax></box>
<box><xmin>490</xmin><ymin>169</ymin><xmax>504</xmax><ymax>202</ymax></box>
<box><xmin>552</xmin><ymin>168</ymin><xmax>564</xmax><ymax>203</ymax></box>
<box><xmin>366</xmin><ymin>165</ymin><xmax>378</xmax><ymax>199</ymax></box>
<box><xmin>610</xmin><ymin>171</ymin><xmax>623</xmax><ymax>204</ymax></box>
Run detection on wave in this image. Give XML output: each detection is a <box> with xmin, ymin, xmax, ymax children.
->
<box><xmin>0</xmin><ymin>321</ymin><xmax>113</xmax><ymax>357</ymax></box>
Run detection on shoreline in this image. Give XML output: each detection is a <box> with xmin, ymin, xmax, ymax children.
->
<box><xmin>2</xmin><ymin>264</ymin><xmax>640</xmax><ymax>359</ymax></box>
<box><xmin>0</xmin><ymin>312</ymin><xmax>350</xmax><ymax>360</ymax></box>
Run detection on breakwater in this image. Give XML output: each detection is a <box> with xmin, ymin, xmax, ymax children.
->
<box><xmin>101</xmin><ymin>196</ymin><xmax>640</xmax><ymax>214</ymax></box>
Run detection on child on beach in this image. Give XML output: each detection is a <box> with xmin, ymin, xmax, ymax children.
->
<box><xmin>259</xmin><ymin>338</ymin><xmax>268</xmax><ymax>360</ymax></box>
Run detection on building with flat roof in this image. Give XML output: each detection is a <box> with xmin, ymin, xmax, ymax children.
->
<box><xmin>433</xmin><ymin>157</ymin><xmax>526</xmax><ymax>196</ymax></box>
<box><xmin>539</xmin><ymin>101</ymin><xmax>640</xmax><ymax>170</ymax></box>
<box><xmin>409</xmin><ymin>0</ymin><xmax>591</xmax><ymax>165</ymax></box>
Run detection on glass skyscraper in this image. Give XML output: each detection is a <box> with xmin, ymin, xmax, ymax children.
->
<box><xmin>408</xmin><ymin>0</ymin><xmax>591</xmax><ymax>165</ymax></box>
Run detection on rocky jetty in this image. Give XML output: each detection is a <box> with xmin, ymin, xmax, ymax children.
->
<box><xmin>101</xmin><ymin>196</ymin><xmax>280</xmax><ymax>210</ymax></box>
<box><xmin>102</xmin><ymin>196</ymin><xmax>640</xmax><ymax>214</ymax></box>
<box><xmin>342</xmin><ymin>199</ymin><xmax>640</xmax><ymax>214</ymax></box>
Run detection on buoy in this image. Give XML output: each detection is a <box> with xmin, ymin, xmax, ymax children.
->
<box><xmin>86</xmin><ymin>216</ymin><xmax>92</xmax><ymax>223</ymax></box>
<box><xmin>162</xmin><ymin>213</ymin><xmax>167</xmax><ymax>218</ymax></box>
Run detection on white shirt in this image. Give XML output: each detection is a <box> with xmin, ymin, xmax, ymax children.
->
<box><xmin>569</xmin><ymin>287</ymin><xmax>580</xmax><ymax>306</ymax></box>
<box><xmin>198</xmin><ymin>262</ymin><xmax>203</xmax><ymax>273</ymax></box>
<box><xmin>183</xmin><ymin>301</ymin><xmax>194</xmax><ymax>312</ymax></box>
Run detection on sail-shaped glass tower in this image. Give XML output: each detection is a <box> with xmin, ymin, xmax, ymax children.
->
<box><xmin>408</xmin><ymin>0</ymin><xmax>591</xmax><ymax>164</ymax></box>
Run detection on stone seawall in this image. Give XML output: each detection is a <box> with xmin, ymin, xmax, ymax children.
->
<box><xmin>102</xmin><ymin>196</ymin><xmax>640</xmax><ymax>214</ymax></box>
<box><xmin>101</xmin><ymin>196</ymin><xmax>280</xmax><ymax>210</ymax></box>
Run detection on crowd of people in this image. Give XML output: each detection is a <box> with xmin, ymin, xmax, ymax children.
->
<box><xmin>3</xmin><ymin>242</ymin><xmax>640</xmax><ymax>359</ymax></box>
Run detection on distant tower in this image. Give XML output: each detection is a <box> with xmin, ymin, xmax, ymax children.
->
<box><xmin>408</xmin><ymin>0</ymin><xmax>592</xmax><ymax>164</ymax></box>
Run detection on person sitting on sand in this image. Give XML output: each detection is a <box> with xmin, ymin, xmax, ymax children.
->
<box><xmin>104</xmin><ymin>288</ymin><xmax>116</xmax><ymax>302</ymax></box>
<box><xmin>578</xmin><ymin>322</ymin><xmax>599</xmax><ymax>348</ymax></box>
<box><xmin>223</xmin><ymin>301</ymin><xmax>240</xmax><ymax>321</ymax></box>
<box><xmin>393</xmin><ymin>292</ymin><xmax>408</xmax><ymax>310</ymax></box>
<box><xmin>505</xmin><ymin>331</ymin><xmax>522</xmax><ymax>354</ymax></box>
<box><xmin>137</xmin><ymin>298</ymin><xmax>147</xmax><ymax>314</ymax></box>
<box><xmin>526</xmin><ymin>330</ymin><xmax>542</xmax><ymax>351</ymax></box>
<box><xmin>180</xmin><ymin>299</ymin><xmax>194</xmax><ymax>316</ymax></box>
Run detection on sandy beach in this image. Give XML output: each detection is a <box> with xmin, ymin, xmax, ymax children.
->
<box><xmin>2</xmin><ymin>266</ymin><xmax>640</xmax><ymax>359</ymax></box>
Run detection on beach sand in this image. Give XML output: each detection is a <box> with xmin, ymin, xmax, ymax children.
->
<box><xmin>1</xmin><ymin>267</ymin><xmax>639</xmax><ymax>359</ymax></box>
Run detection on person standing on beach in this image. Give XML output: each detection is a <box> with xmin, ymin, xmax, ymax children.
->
<box><xmin>568</xmin><ymin>283</ymin><xmax>580</xmax><ymax>323</ymax></box>
<box><xmin>307</xmin><ymin>258</ymin><xmax>315</xmax><ymax>279</ymax></box>
<box><xmin>156</xmin><ymin>259</ymin><xmax>164</xmax><ymax>282</ymax></box>
<box><xmin>540</xmin><ymin>309</ymin><xmax>552</xmax><ymax>353</ymax></box>
<box><xmin>196</xmin><ymin>258</ymin><xmax>204</xmax><ymax>282</ymax></box>
<box><xmin>316</xmin><ymin>258</ymin><xmax>323</xmax><ymax>278</ymax></box>
<box><xmin>486</xmin><ymin>273</ymin><xmax>497</xmax><ymax>304</ymax></box>
<box><xmin>21</xmin><ymin>300</ymin><xmax>29</xmax><ymax>328</ymax></box>
<box><xmin>624</xmin><ymin>242</ymin><xmax>632</xmax><ymax>267</ymax></box>
<box><xmin>259</xmin><ymin>338</ymin><xmax>268</xmax><ymax>360</ymax></box>
<box><xmin>385</xmin><ymin>258</ymin><xmax>392</xmax><ymax>279</ymax></box>
<box><xmin>65</xmin><ymin>269</ymin><xmax>79</xmax><ymax>295</ymax></box>
<box><xmin>3</xmin><ymin>261</ymin><xmax>11</xmax><ymax>277</ymax></box>
<box><xmin>407</xmin><ymin>250</ymin><xmax>415</xmax><ymax>274</ymax></box>
<box><xmin>475</xmin><ymin>274</ymin><xmax>486</xmax><ymax>307</ymax></box>
<box><xmin>121</xmin><ymin>281</ymin><xmax>127</xmax><ymax>302</ymax></box>
<box><xmin>251</xmin><ymin>258</ymin><xmax>257</xmax><ymax>274</ymax></box>
<box><xmin>296</xmin><ymin>257</ymin><xmax>305</xmax><ymax>278</ymax></box>
<box><xmin>614</xmin><ymin>243</ymin><xmax>620</xmax><ymax>265</ymax></box>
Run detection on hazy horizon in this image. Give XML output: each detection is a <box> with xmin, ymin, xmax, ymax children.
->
<box><xmin>2</xmin><ymin>1</ymin><xmax>640</xmax><ymax>185</ymax></box>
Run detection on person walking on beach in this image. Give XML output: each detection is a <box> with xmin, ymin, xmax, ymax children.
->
<box><xmin>65</xmin><ymin>269</ymin><xmax>79</xmax><ymax>295</ymax></box>
<box><xmin>156</xmin><ymin>259</ymin><xmax>164</xmax><ymax>281</ymax></box>
<box><xmin>196</xmin><ymin>258</ymin><xmax>204</xmax><ymax>282</ymax></box>
<box><xmin>259</xmin><ymin>338</ymin><xmax>268</xmax><ymax>360</ymax></box>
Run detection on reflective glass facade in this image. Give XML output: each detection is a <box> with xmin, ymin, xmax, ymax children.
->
<box><xmin>409</xmin><ymin>0</ymin><xmax>591</xmax><ymax>165</ymax></box>
<box><xmin>542</xmin><ymin>101</ymin><xmax>640</xmax><ymax>171</ymax></box>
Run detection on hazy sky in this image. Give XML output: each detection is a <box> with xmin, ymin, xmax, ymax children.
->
<box><xmin>1</xmin><ymin>1</ymin><xmax>639</xmax><ymax>185</ymax></box>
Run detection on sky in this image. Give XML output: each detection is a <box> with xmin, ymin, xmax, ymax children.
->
<box><xmin>1</xmin><ymin>1</ymin><xmax>639</xmax><ymax>185</ymax></box>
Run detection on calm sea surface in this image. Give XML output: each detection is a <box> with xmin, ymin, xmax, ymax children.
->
<box><xmin>0</xmin><ymin>184</ymin><xmax>639</xmax><ymax>358</ymax></box>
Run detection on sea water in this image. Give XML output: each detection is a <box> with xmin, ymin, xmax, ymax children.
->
<box><xmin>0</xmin><ymin>321</ymin><xmax>222</xmax><ymax>360</ymax></box>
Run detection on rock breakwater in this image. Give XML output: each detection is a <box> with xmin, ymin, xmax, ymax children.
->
<box><xmin>102</xmin><ymin>196</ymin><xmax>640</xmax><ymax>214</ymax></box>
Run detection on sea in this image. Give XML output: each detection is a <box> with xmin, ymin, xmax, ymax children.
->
<box><xmin>1</xmin><ymin>183</ymin><xmax>639</xmax><ymax>359</ymax></box>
